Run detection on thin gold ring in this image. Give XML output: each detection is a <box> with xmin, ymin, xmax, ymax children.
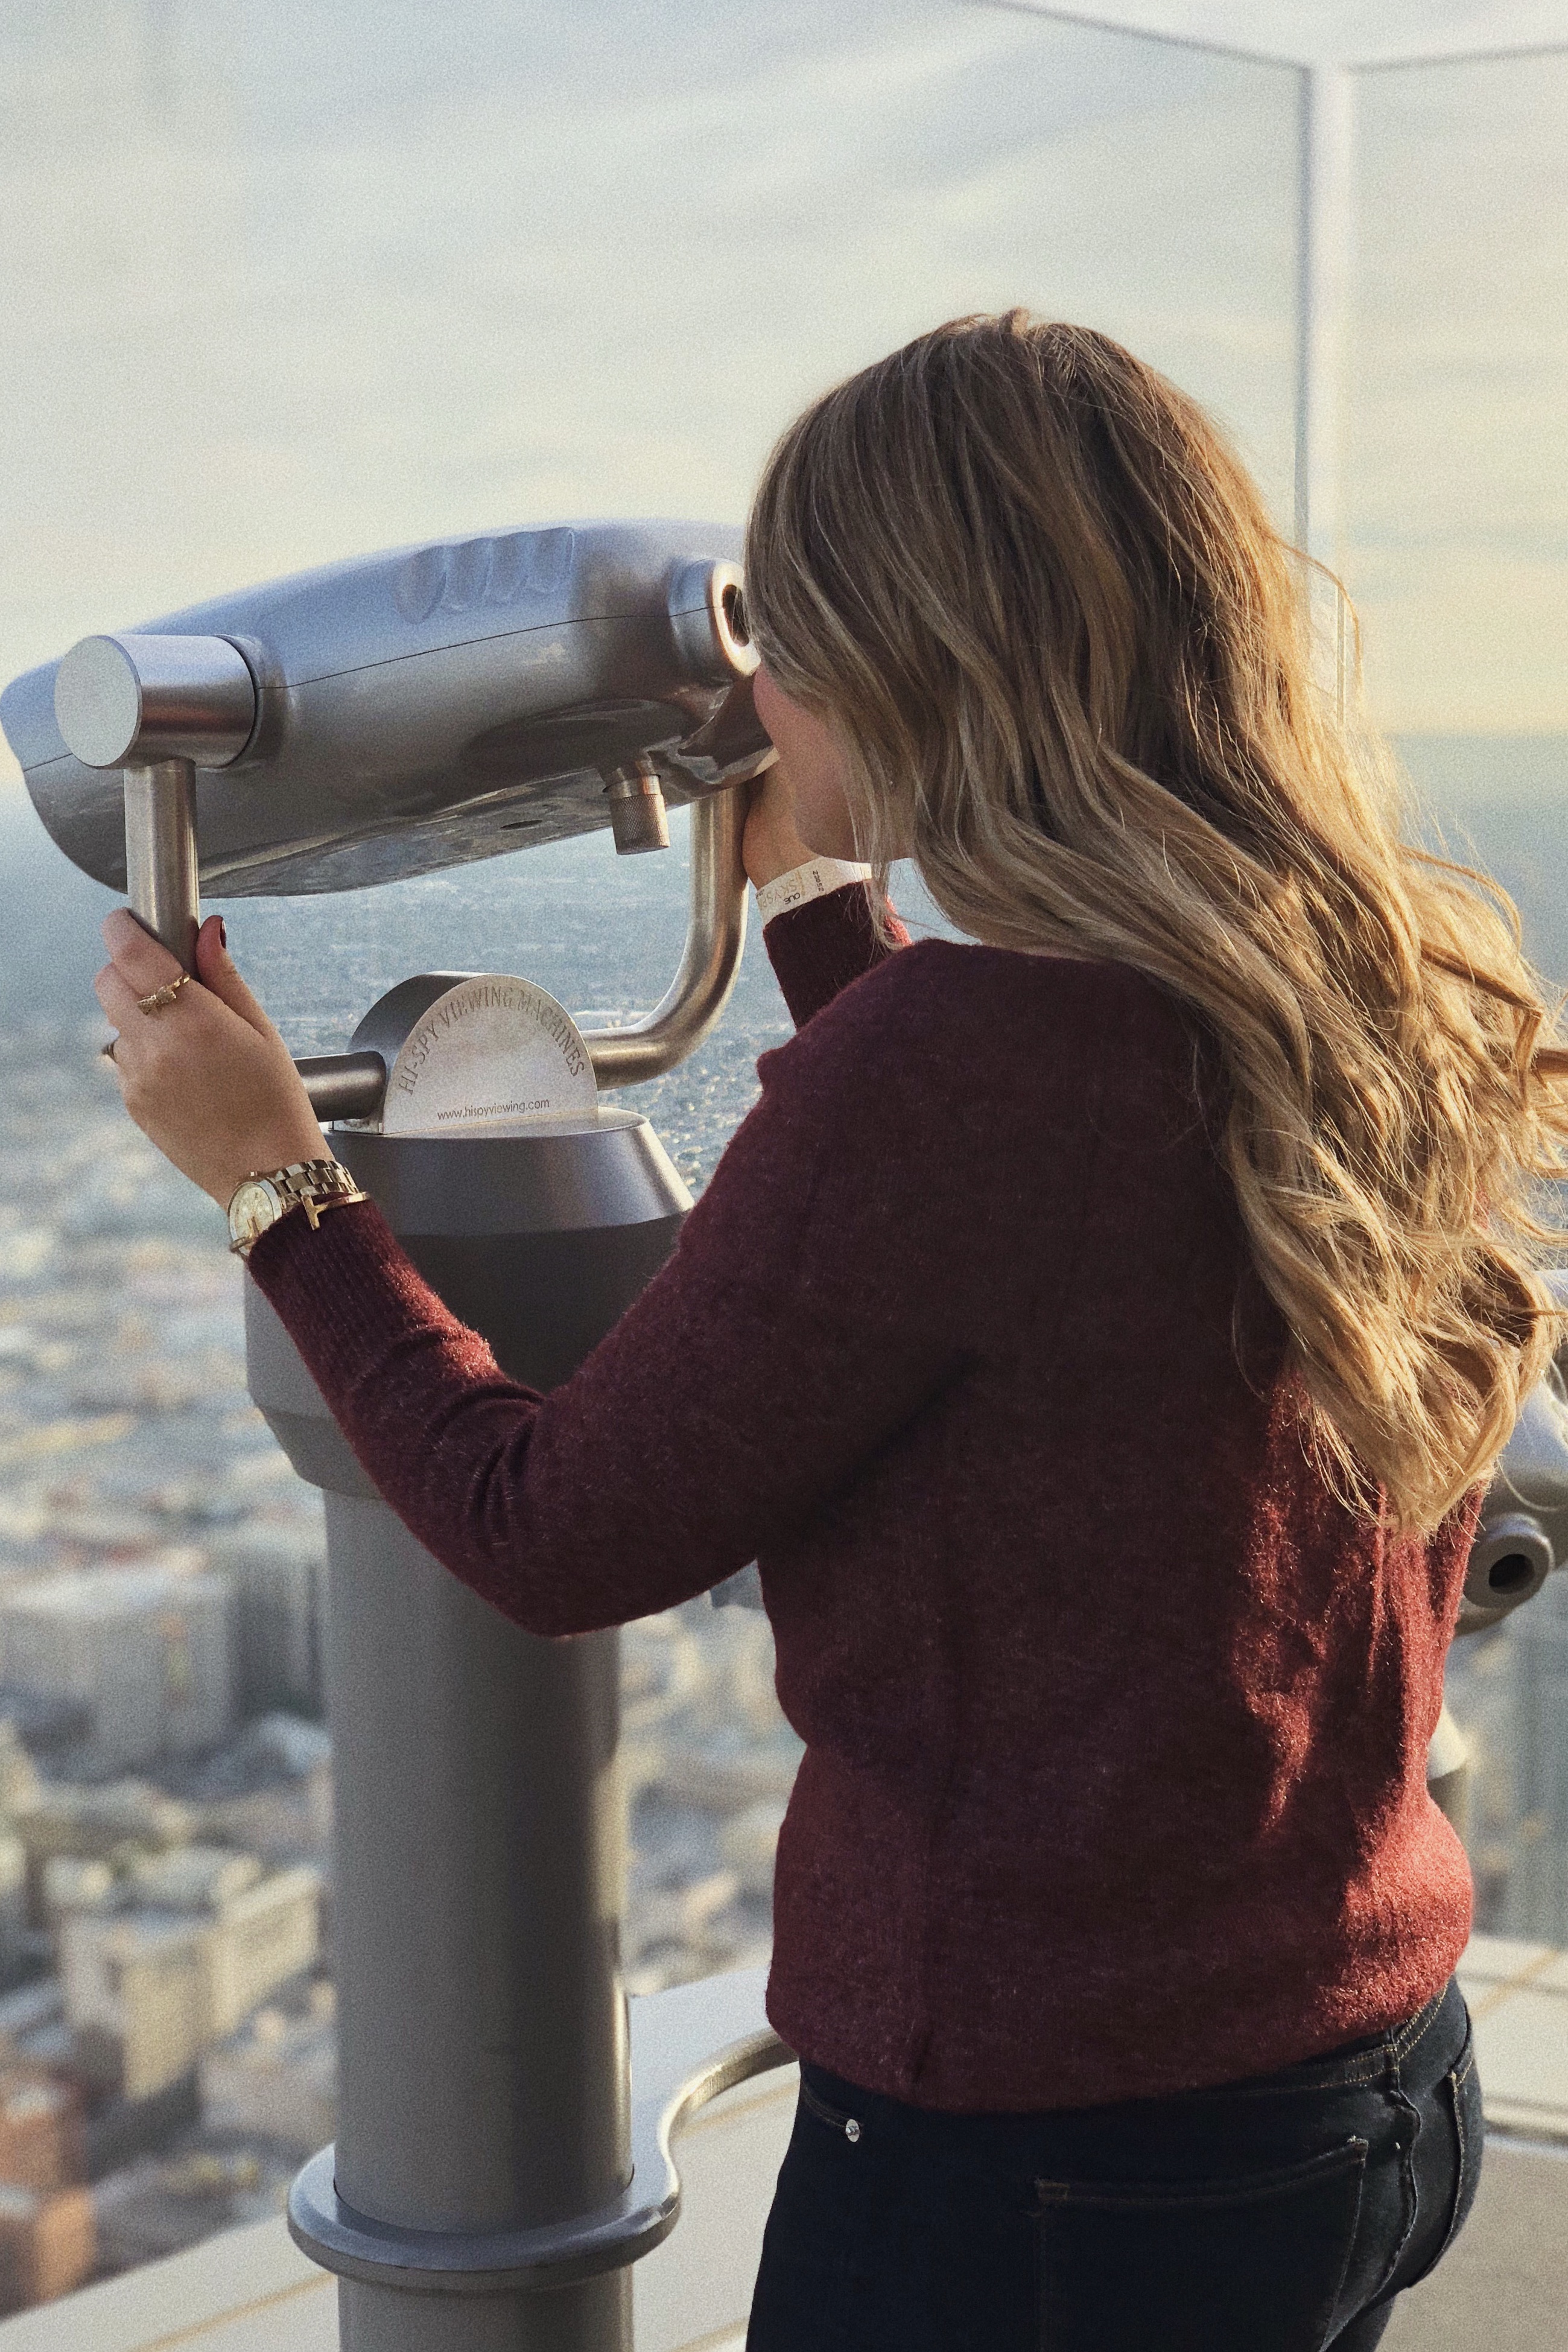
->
<box><xmin>137</xmin><ymin>971</ymin><xmax>192</xmax><ymax>1016</ymax></box>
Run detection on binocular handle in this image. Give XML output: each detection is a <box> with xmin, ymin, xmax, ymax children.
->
<box><xmin>120</xmin><ymin>762</ymin><xmax>202</xmax><ymax>974</ymax></box>
<box><xmin>296</xmin><ymin>790</ymin><xmax>752</xmax><ymax>1121</ymax></box>
<box><xmin>54</xmin><ymin>631</ymin><xmax>752</xmax><ymax>1119</ymax></box>
<box><xmin>54</xmin><ymin>633</ymin><xmax>257</xmax><ymax>971</ymax></box>
<box><xmin>578</xmin><ymin>786</ymin><xmax>749</xmax><ymax>1089</ymax></box>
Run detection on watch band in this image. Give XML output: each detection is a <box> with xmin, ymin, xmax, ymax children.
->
<box><xmin>228</xmin><ymin>1159</ymin><xmax>367</xmax><ymax>1257</ymax></box>
<box><xmin>754</xmin><ymin>857</ymin><xmax>873</xmax><ymax>925</ymax></box>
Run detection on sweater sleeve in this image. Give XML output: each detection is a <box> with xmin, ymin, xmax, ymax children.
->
<box><xmin>246</xmin><ymin>998</ymin><xmax>957</xmax><ymax>1637</ymax></box>
<box><xmin>762</xmin><ymin>881</ymin><xmax>909</xmax><ymax>1028</ymax></box>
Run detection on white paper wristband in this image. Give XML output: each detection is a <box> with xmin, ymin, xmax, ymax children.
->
<box><xmin>755</xmin><ymin>858</ymin><xmax>874</xmax><ymax>924</ymax></box>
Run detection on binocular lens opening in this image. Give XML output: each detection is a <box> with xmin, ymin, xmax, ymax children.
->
<box><xmin>722</xmin><ymin>582</ymin><xmax>750</xmax><ymax>648</ymax></box>
<box><xmin>1488</xmin><ymin>1551</ymin><xmax>1537</xmax><ymax>1595</ymax></box>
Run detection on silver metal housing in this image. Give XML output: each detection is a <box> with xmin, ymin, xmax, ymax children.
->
<box><xmin>1</xmin><ymin>521</ymin><xmax>772</xmax><ymax>898</ymax></box>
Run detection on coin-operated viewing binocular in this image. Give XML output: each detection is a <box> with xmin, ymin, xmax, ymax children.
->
<box><xmin>3</xmin><ymin>520</ymin><xmax>802</xmax><ymax>2350</ymax></box>
<box><xmin>1</xmin><ymin>519</ymin><xmax>774</xmax><ymax>1125</ymax></box>
<box><xmin>1458</xmin><ymin>1291</ymin><xmax>1568</xmax><ymax>1635</ymax></box>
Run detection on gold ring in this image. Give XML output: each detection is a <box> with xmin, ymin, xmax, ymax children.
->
<box><xmin>137</xmin><ymin>971</ymin><xmax>192</xmax><ymax>1016</ymax></box>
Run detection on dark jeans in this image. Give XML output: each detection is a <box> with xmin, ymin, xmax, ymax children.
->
<box><xmin>747</xmin><ymin>1978</ymin><xmax>1481</xmax><ymax>2351</ymax></box>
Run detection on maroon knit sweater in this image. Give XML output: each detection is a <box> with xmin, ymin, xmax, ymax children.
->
<box><xmin>250</xmin><ymin>884</ymin><xmax>1474</xmax><ymax>2112</ymax></box>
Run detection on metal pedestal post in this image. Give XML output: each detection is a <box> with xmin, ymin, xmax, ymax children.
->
<box><xmin>338</xmin><ymin>2276</ymin><xmax>630</xmax><ymax>2352</ymax></box>
<box><xmin>245</xmin><ymin>1111</ymin><xmax>690</xmax><ymax>2350</ymax></box>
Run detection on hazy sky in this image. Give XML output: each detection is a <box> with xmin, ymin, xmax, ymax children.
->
<box><xmin>2</xmin><ymin>0</ymin><xmax>1564</xmax><ymax>763</ymax></box>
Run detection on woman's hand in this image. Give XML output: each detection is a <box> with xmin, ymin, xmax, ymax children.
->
<box><xmin>746</xmin><ymin>666</ymin><xmax>862</xmax><ymax>883</ymax></box>
<box><xmin>95</xmin><ymin>911</ymin><xmax>332</xmax><ymax>1209</ymax></box>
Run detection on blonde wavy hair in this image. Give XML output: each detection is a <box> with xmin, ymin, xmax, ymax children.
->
<box><xmin>743</xmin><ymin>311</ymin><xmax>1568</xmax><ymax>1532</ymax></box>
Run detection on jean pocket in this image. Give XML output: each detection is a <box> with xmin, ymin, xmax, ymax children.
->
<box><xmin>1401</xmin><ymin>2014</ymin><xmax>1484</xmax><ymax>2292</ymax></box>
<box><xmin>1034</xmin><ymin>2136</ymin><xmax>1368</xmax><ymax>2352</ymax></box>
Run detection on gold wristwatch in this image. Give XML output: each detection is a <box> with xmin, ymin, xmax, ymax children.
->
<box><xmin>227</xmin><ymin>1159</ymin><xmax>367</xmax><ymax>1257</ymax></box>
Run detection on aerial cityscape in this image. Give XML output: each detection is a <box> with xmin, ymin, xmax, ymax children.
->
<box><xmin>0</xmin><ymin>768</ymin><xmax>1564</xmax><ymax>2312</ymax></box>
<box><xmin>0</xmin><ymin>0</ymin><xmax>1560</xmax><ymax>2342</ymax></box>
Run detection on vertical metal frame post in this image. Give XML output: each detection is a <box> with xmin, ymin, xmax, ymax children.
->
<box><xmin>1292</xmin><ymin>62</ymin><xmax>1354</xmax><ymax>576</ymax></box>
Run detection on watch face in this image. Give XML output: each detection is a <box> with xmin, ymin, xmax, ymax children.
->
<box><xmin>229</xmin><ymin>1178</ymin><xmax>281</xmax><ymax>1247</ymax></box>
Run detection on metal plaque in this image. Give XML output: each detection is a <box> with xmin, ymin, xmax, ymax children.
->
<box><xmin>380</xmin><ymin>976</ymin><xmax>598</xmax><ymax>1136</ymax></box>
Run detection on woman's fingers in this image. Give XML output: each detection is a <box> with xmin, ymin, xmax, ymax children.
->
<box><xmin>94</xmin><ymin>958</ymin><xmax>143</xmax><ymax>1030</ymax></box>
<box><xmin>92</xmin><ymin>963</ymin><xmax>137</xmax><ymax>1099</ymax></box>
<box><xmin>94</xmin><ymin>956</ymin><xmax>214</xmax><ymax>1086</ymax></box>
<box><xmin>93</xmin><ymin>903</ymin><xmax>331</xmax><ymax>1206</ymax></box>
<box><xmin>194</xmin><ymin>915</ymin><xmax>275</xmax><ymax>1039</ymax></box>
<box><xmin>99</xmin><ymin>909</ymin><xmax>278</xmax><ymax>1046</ymax></box>
<box><xmin>101</xmin><ymin>907</ymin><xmax>186</xmax><ymax>997</ymax></box>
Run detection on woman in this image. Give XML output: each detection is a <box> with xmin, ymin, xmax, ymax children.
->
<box><xmin>96</xmin><ymin>314</ymin><xmax>1568</xmax><ymax>2350</ymax></box>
